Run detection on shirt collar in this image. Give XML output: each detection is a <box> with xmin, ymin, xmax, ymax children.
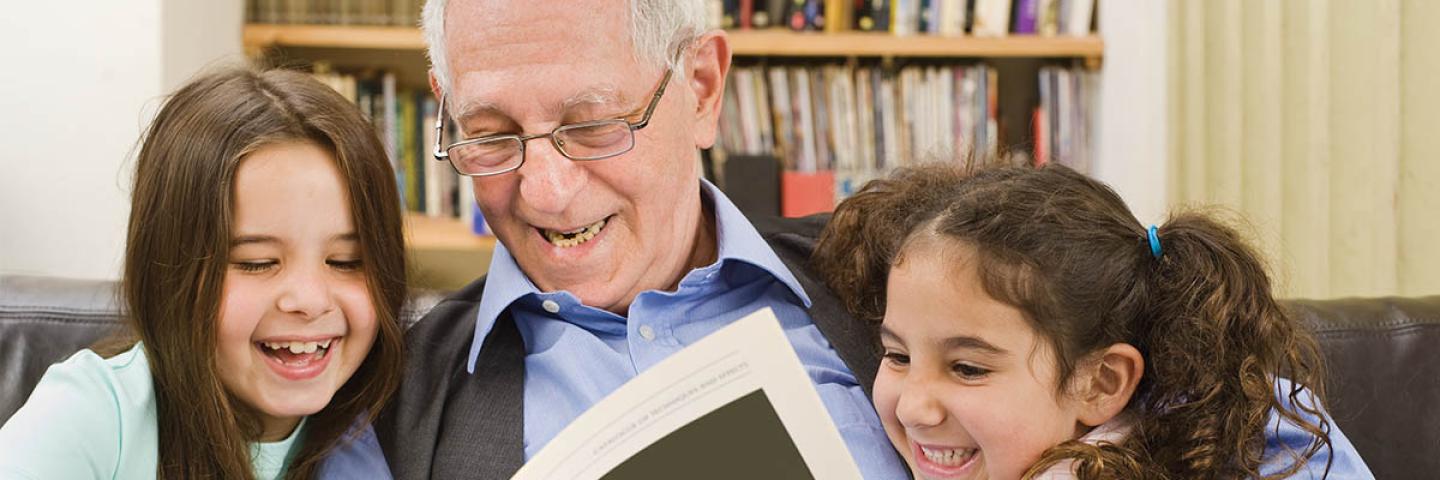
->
<box><xmin>465</xmin><ymin>178</ymin><xmax>811</xmax><ymax>372</ymax></box>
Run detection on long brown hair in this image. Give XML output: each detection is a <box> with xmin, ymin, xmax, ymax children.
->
<box><xmin>113</xmin><ymin>67</ymin><xmax>406</xmax><ymax>479</ymax></box>
<box><xmin>815</xmin><ymin>163</ymin><xmax>1333</xmax><ymax>478</ymax></box>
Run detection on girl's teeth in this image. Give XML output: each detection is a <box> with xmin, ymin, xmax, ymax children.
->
<box><xmin>262</xmin><ymin>340</ymin><xmax>330</xmax><ymax>353</ymax></box>
<box><xmin>920</xmin><ymin>446</ymin><xmax>976</xmax><ymax>467</ymax></box>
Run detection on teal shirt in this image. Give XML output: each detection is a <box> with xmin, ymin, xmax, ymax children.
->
<box><xmin>0</xmin><ymin>344</ymin><xmax>305</xmax><ymax>479</ymax></box>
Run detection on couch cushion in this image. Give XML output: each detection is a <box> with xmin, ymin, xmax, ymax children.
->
<box><xmin>0</xmin><ymin>275</ymin><xmax>124</xmax><ymax>424</ymax></box>
<box><xmin>1287</xmin><ymin>296</ymin><xmax>1440</xmax><ymax>480</ymax></box>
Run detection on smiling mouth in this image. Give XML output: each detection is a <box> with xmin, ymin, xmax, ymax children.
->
<box><xmin>919</xmin><ymin>445</ymin><xmax>978</xmax><ymax>468</ymax></box>
<box><xmin>539</xmin><ymin>216</ymin><xmax>610</xmax><ymax>248</ymax></box>
<box><xmin>257</xmin><ymin>338</ymin><xmax>335</xmax><ymax>367</ymax></box>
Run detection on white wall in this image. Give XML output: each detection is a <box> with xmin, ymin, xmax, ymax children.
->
<box><xmin>1093</xmin><ymin>0</ymin><xmax>1170</xmax><ymax>225</ymax></box>
<box><xmin>0</xmin><ymin>0</ymin><xmax>241</xmax><ymax>280</ymax></box>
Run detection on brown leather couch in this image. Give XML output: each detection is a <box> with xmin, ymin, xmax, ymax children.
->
<box><xmin>2</xmin><ymin>274</ymin><xmax>1435</xmax><ymax>477</ymax></box>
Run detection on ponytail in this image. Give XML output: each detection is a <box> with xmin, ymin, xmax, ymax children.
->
<box><xmin>1132</xmin><ymin>213</ymin><xmax>1332</xmax><ymax>478</ymax></box>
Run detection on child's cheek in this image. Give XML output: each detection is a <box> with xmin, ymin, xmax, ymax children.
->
<box><xmin>870</xmin><ymin>370</ymin><xmax>913</xmax><ymax>459</ymax></box>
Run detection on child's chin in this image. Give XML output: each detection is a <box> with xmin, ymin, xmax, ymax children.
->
<box><xmin>257</xmin><ymin>392</ymin><xmax>336</xmax><ymax>419</ymax></box>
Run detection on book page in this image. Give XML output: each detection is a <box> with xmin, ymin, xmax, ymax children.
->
<box><xmin>512</xmin><ymin>308</ymin><xmax>863</xmax><ymax>480</ymax></box>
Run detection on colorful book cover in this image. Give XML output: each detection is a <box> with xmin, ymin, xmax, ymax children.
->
<box><xmin>1013</xmin><ymin>0</ymin><xmax>1038</xmax><ymax>34</ymax></box>
<box><xmin>781</xmin><ymin>170</ymin><xmax>836</xmax><ymax>218</ymax></box>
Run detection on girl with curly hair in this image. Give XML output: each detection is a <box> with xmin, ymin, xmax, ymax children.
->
<box><xmin>815</xmin><ymin>163</ymin><xmax>1370</xmax><ymax>479</ymax></box>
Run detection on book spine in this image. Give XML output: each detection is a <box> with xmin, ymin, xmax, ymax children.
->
<box><xmin>1064</xmin><ymin>0</ymin><xmax>1095</xmax><ymax>35</ymax></box>
<box><xmin>1013</xmin><ymin>0</ymin><xmax>1039</xmax><ymax>34</ymax></box>
<box><xmin>971</xmin><ymin>0</ymin><xmax>1011</xmax><ymax>37</ymax></box>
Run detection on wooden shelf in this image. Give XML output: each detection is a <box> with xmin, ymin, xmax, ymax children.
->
<box><xmin>404</xmin><ymin>212</ymin><xmax>494</xmax><ymax>252</ymax></box>
<box><xmin>243</xmin><ymin>24</ymin><xmax>1103</xmax><ymax>60</ymax></box>
<box><xmin>725</xmin><ymin>30</ymin><xmax>1103</xmax><ymax>58</ymax></box>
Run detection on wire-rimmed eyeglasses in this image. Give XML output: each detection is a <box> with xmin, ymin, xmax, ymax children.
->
<box><xmin>431</xmin><ymin>66</ymin><xmax>675</xmax><ymax>177</ymax></box>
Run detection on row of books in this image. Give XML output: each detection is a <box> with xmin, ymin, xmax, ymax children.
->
<box><xmin>310</xmin><ymin>66</ymin><xmax>486</xmax><ymax>233</ymax></box>
<box><xmin>718</xmin><ymin>63</ymin><xmax>1000</xmax><ymax>175</ymax></box>
<box><xmin>1034</xmin><ymin>65</ymin><xmax>1095</xmax><ymax>173</ymax></box>
<box><xmin>714</xmin><ymin>61</ymin><xmax>1094</xmax><ymax>217</ymax></box>
<box><xmin>247</xmin><ymin>0</ymin><xmax>422</xmax><ymax>26</ymax></box>
<box><xmin>713</xmin><ymin>0</ymin><xmax>1095</xmax><ymax>37</ymax></box>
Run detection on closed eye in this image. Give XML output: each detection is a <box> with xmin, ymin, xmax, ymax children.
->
<box><xmin>327</xmin><ymin>259</ymin><xmax>363</xmax><ymax>272</ymax></box>
<box><xmin>233</xmin><ymin>260</ymin><xmax>276</xmax><ymax>273</ymax></box>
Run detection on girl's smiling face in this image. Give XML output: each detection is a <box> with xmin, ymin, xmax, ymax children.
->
<box><xmin>217</xmin><ymin>141</ymin><xmax>378</xmax><ymax>441</ymax></box>
<box><xmin>874</xmin><ymin>239</ymin><xmax>1086</xmax><ymax>480</ymax></box>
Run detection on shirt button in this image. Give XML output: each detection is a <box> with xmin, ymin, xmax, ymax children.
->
<box><xmin>541</xmin><ymin>300</ymin><xmax>561</xmax><ymax>313</ymax></box>
<box><xmin>638</xmin><ymin>325</ymin><xmax>656</xmax><ymax>341</ymax></box>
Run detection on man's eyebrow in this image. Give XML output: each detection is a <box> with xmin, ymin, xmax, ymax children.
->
<box><xmin>562</xmin><ymin>86</ymin><xmax>628</xmax><ymax>111</ymax></box>
<box><xmin>452</xmin><ymin>99</ymin><xmax>505</xmax><ymax>123</ymax></box>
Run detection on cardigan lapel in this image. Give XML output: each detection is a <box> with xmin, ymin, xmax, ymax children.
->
<box><xmin>432</xmin><ymin>311</ymin><xmax>526</xmax><ymax>478</ymax></box>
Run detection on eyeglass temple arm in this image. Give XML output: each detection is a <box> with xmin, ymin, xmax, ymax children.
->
<box><xmin>433</xmin><ymin>95</ymin><xmax>449</xmax><ymax>160</ymax></box>
<box><xmin>631</xmin><ymin>68</ymin><xmax>672</xmax><ymax>132</ymax></box>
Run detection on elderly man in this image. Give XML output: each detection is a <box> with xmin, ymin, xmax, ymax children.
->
<box><xmin>324</xmin><ymin>0</ymin><xmax>905</xmax><ymax>478</ymax></box>
<box><xmin>326</xmin><ymin>0</ymin><xmax>1370</xmax><ymax>478</ymax></box>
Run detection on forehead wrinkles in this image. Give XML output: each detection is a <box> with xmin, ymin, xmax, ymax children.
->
<box><xmin>442</xmin><ymin>0</ymin><xmax>636</xmax><ymax>86</ymax></box>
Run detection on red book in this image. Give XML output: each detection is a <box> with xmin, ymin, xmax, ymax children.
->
<box><xmin>781</xmin><ymin>170</ymin><xmax>836</xmax><ymax>217</ymax></box>
<box><xmin>740</xmin><ymin>0</ymin><xmax>754</xmax><ymax>29</ymax></box>
<box><xmin>1033</xmin><ymin>107</ymin><xmax>1048</xmax><ymax>165</ymax></box>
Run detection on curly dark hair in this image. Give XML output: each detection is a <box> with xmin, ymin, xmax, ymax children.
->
<box><xmin>814</xmin><ymin>163</ymin><xmax>1333</xmax><ymax>479</ymax></box>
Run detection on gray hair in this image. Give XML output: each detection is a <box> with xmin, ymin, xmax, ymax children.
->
<box><xmin>421</xmin><ymin>0</ymin><xmax>707</xmax><ymax>97</ymax></box>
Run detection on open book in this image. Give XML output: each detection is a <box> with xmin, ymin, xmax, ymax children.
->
<box><xmin>511</xmin><ymin>308</ymin><xmax>864</xmax><ymax>480</ymax></box>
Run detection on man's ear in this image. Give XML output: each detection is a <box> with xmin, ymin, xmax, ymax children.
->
<box><xmin>686</xmin><ymin>30</ymin><xmax>732</xmax><ymax>149</ymax></box>
<box><xmin>428</xmin><ymin>70</ymin><xmax>444</xmax><ymax>101</ymax></box>
<box><xmin>1075</xmin><ymin>343</ymin><xmax>1144</xmax><ymax>427</ymax></box>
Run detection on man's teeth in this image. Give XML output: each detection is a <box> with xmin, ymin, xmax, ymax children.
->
<box><xmin>543</xmin><ymin>218</ymin><xmax>607</xmax><ymax>248</ymax></box>
<box><xmin>261</xmin><ymin>339</ymin><xmax>332</xmax><ymax>354</ymax></box>
<box><xmin>920</xmin><ymin>445</ymin><xmax>976</xmax><ymax>467</ymax></box>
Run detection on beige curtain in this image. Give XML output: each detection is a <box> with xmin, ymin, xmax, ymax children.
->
<box><xmin>1168</xmin><ymin>0</ymin><xmax>1440</xmax><ymax>299</ymax></box>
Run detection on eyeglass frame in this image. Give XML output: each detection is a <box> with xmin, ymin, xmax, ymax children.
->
<box><xmin>431</xmin><ymin>64</ymin><xmax>676</xmax><ymax>177</ymax></box>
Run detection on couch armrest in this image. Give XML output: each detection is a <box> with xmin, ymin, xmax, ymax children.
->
<box><xmin>1287</xmin><ymin>296</ymin><xmax>1440</xmax><ymax>480</ymax></box>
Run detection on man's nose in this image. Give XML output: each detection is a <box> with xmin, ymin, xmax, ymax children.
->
<box><xmin>516</xmin><ymin>136</ymin><xmax>587</xmax><ymax>216</ymax></box>
<box><xmin>894</xmin><ymin>373</ymin><xmax>947</xmax><ymax>430</ymax></box>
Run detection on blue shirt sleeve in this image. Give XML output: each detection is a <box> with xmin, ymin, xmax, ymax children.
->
<box><xmin>318</xmin><ymin>424</ymin><xmax>393</xmax><ymax>479</ymax></box>
<box><xmin>1260</xmin><ymin>379</ymin><xmax>1375</xmax><ymax>479</ymax></box>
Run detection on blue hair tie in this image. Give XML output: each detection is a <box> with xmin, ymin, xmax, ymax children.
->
<box><xmin>1147</xmin><ymin>225</ymin><xmax>1163</xmax><ymax>259</ymax></box>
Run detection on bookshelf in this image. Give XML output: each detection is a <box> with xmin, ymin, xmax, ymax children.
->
<box><xmin>404</xmin><ymin>212</ymin><xmax>495</xmax><ymax>290</ymax></box>
<box><xmin>244</xmin><ymin>24</ymin><xmax>1103</xmax><ymax>63</ymax></box>
<box><xmin>244</xmin><ymin>20</ymin><xmax>1104</xmax><ymax>289</ymax></box>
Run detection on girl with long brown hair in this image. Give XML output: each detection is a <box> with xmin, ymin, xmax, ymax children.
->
<box><xmin>815</xmin><ymin>163</ymin><xmax>1372</xmax><ymax>478</ymax></box>
<box><xmin>0</xmin><ymin>67</ymin><xmax>406</xmax><ymax>479</ymax></box>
